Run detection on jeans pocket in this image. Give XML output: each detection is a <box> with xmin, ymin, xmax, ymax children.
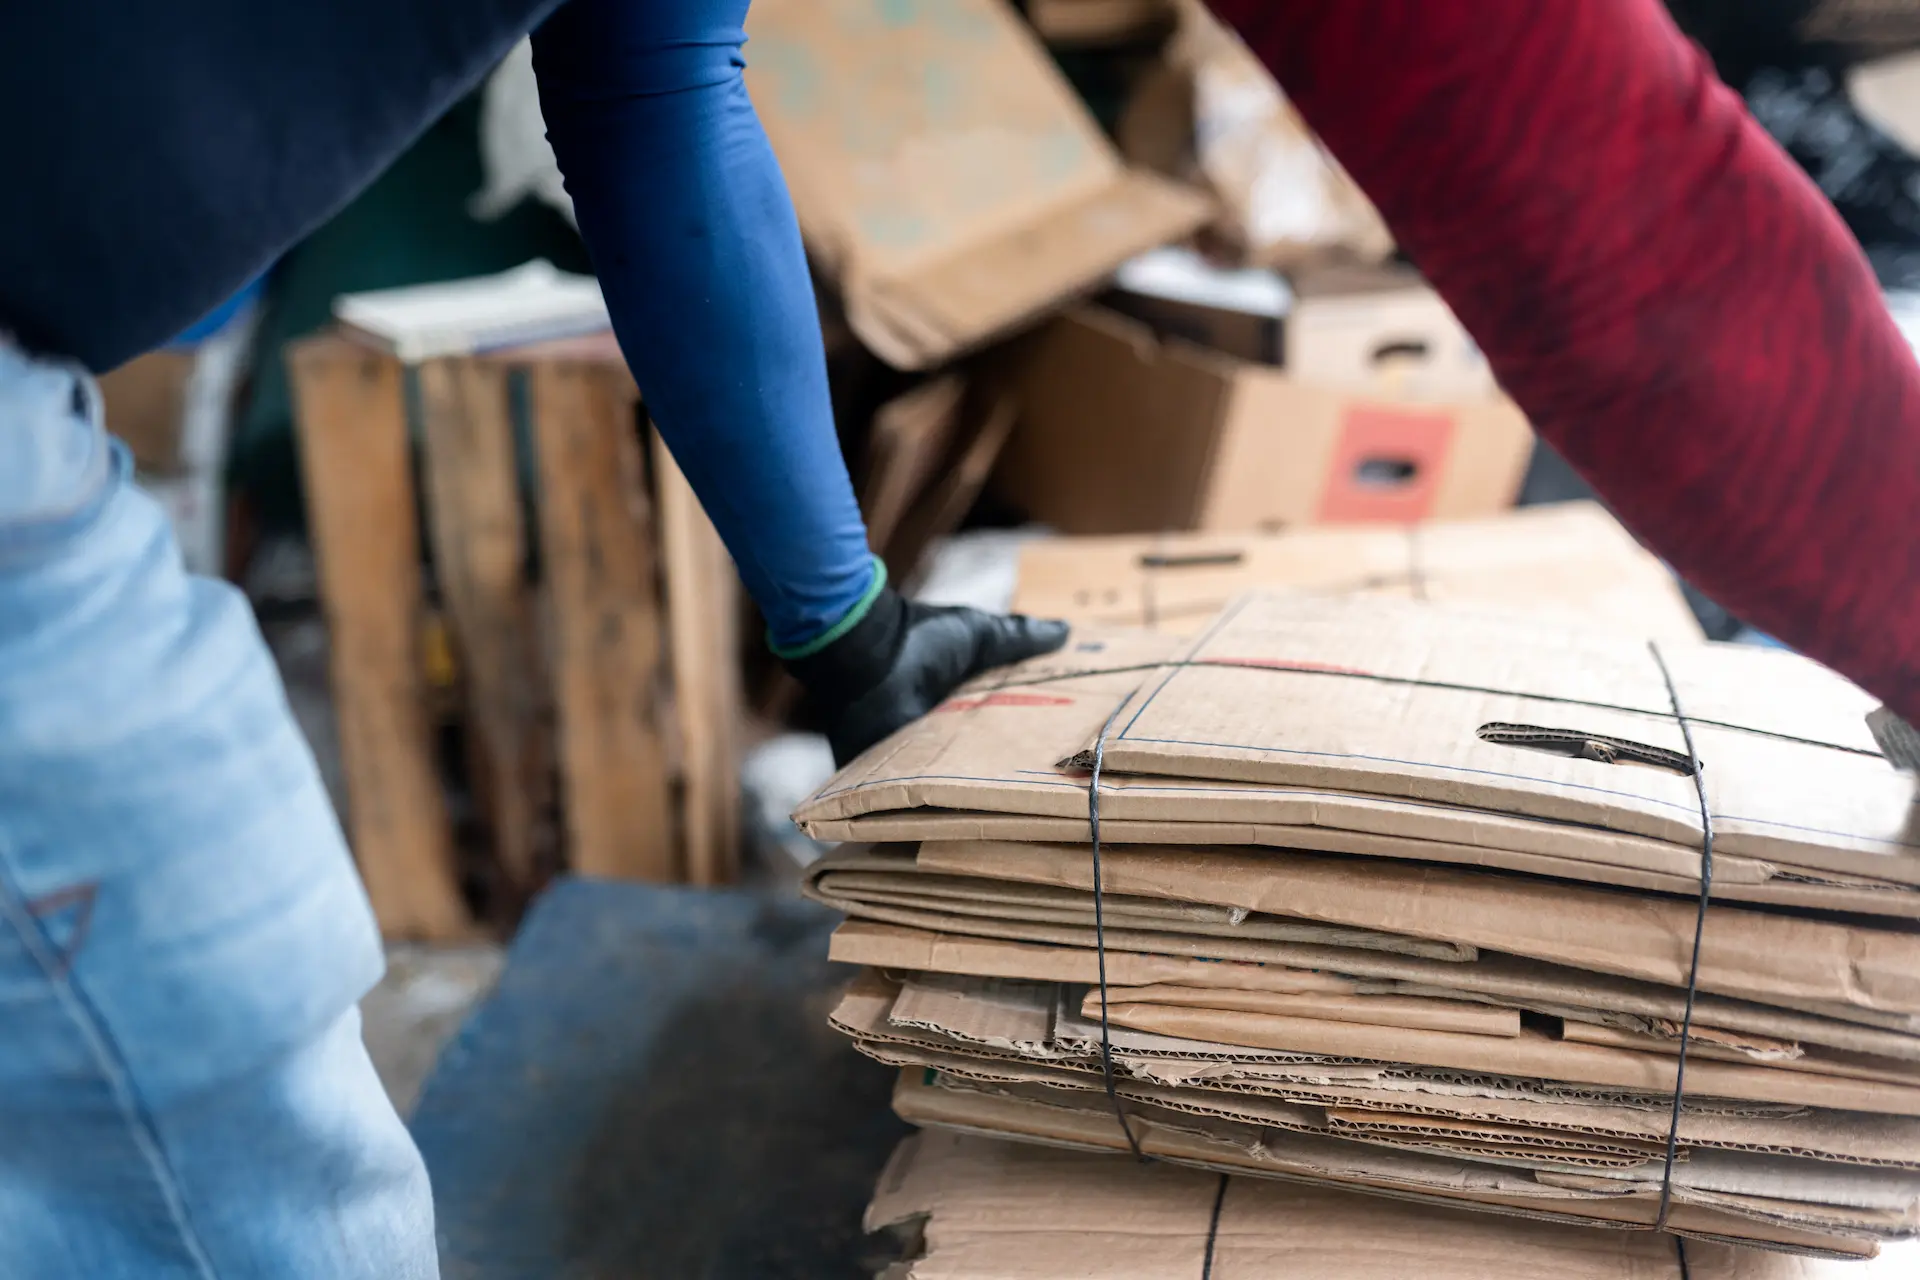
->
<box><xmin>0</xmin><ymin>341</ymin><xmax>116</xmax><ymax>570</ymax></box>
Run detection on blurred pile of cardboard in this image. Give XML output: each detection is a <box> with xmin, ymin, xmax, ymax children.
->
<box><xmin>743</xmin><ymin>0</ymin><xmax>1535</xmax><ymax>590</ymax></box>
<box><xmin>798</xmin><ymin>591</ymin><xmax>1920</xmax><ymax>1259</ymax></box>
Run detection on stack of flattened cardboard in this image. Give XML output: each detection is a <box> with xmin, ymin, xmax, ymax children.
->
<box><xmin>797</xmin><ymin>593</ymin><xmax>1920</xmax><ymax>1258</ymax></box>
<box><xmin>1011</xmin><ymin>502</ymin><xmax>1703</xmax><ymax>640</ymax></box>
<box><xmin>870</xmin><ymin>1131</ymin><xmax>1920</xmax><ymax>1278</ymax></box>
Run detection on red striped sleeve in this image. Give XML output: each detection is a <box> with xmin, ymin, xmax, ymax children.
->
<box><xmin>1209</xmin><ymin>0</ymin><xmax>1920</xmax><ymax>722</ymax></box>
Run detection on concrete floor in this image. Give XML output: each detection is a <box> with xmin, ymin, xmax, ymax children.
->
<box><xmin>362</xmin><ymin>944</ymin><xmax>505</xmax><ymax>1116</ymax></box>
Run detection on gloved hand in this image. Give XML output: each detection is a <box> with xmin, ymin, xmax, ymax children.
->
<box><xmin>785</xmin><ymin>586</ymin><xmax>1070</xmax><ymax>766</ymax></box>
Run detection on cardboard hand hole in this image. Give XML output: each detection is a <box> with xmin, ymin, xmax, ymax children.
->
<box><xmin>1478</xmin><ymin>722</ymin><xmax>1698</xmax><ymax>776</ymax></box>
<box><xmin>1371</xmin><ymin>339</ymin><xmax>1432</xmax><ymax>365</ymax></box>
<box><xmin>1137</xmin><ymin>550</ymin><xmax>1246</xmax><ymax>570</ymax></box>
<box><xmin>1353</xmin><ymin>457</ymin><xmax>1419</xmax><ymax>489</ymax></box>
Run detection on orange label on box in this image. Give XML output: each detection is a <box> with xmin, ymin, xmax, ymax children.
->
<box><xmin>1316</xmin><ymin>404</ymin><xmax>1457</xmax><ymax>522</ymax></box>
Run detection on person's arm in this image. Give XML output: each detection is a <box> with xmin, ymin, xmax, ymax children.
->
<box><xmin>530</xmin><ymin>0</ymin><xmax>1063</xmax><ymax>760</ymax></box>
<box><xmin>530</xmin><ymin>0</ymin><xmax>872</xmax><ymax>650</ymax></box>
<box><xmin>1210</xmin><ymin>0</ymin><xmax>1920</xmax><ymax>723</ymax></box>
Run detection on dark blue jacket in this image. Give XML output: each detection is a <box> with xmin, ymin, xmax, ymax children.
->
<box><xmin>0</xmin><ymin>0</ymin><xmax>873</xmax><ymax>646</ymax></box>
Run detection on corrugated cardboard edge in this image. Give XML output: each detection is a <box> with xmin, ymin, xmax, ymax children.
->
<box><xmin>890</xmin><ymin>1071</ymin><xmax>1883</xmax><ymax>1256</ymax></box>
<box><xmin>912</xmin><ymin>839</ymin><xmax>1920</xmax><ymax>1023</ymax></box>
<box><xmin>846</xmin><ymin>171</ymin><xmax>1212</xmax><ymax>370</ymax></box>
<box><xmin>809</xmin><ymin>809</ymin><xmax>1920</xmax><ymax>921</ymax></box>
<box><xmin>867</xmin><ymin>1131</ymin><xmax>1920</xmax><ymax>1279</ymax></box>
<box><xmin>831</xmin><ymin>970</ymin><xmax>1920</xmax><ymax>1169</ymax></box>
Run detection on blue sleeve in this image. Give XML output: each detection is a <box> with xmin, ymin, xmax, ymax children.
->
<box><xmin>530</xmin><ymin>0</ymin><xmax>880</xmax><ymax>652</ymax></box>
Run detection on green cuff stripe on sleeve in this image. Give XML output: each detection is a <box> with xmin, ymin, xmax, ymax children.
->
<box><xmin>769</xmin><ymin>556</ymin><xmax>889</xmax><ymax>660</ymax></box>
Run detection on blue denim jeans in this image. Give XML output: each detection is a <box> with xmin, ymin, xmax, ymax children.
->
<box><xmin>0</xmin><ymin>343</ymin><xmax>437</xmax><ymax>1277</ymax></box>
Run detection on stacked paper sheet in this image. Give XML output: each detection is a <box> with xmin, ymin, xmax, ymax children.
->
<box><xmin>798</xmin><ymin>594</ymin><xmax>1920</xmax><ymax>1258</ymax></box>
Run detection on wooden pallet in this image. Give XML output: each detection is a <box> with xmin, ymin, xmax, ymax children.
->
<box><xmin>290</xmin><ymin>333</ymin><xmax>741</xmax><ymax>940</ymax></box>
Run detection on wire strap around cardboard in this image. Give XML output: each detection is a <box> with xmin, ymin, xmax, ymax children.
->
<box><xmin>1647</xmin><ymin>642</ymin><xmax>1715</xmax><ymax>1268</ymax></box>
<box><xmin>1200</xmin><ymin>1173</ymin><xmax>1230</xmax><ymax>1279</ymax></box>
<box><xmin>1087</xmin><ymin>695</ymin><xmax>1146</xmax><ymax>1159</ymax></box>
<box><xmin>1093</xmin><ymin>701</ymin><xmax>1229</xmax><ymax>1276</ymax></box>
<box><xmin>1078</xmin><ymin>641</ymin><xmax>1719</xmax><ymax>1274</ymax></box>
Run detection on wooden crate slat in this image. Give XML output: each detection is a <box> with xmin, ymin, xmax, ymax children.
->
<box><xmin>288</xmin><ymin>337</ymin><xmax>469</xmax><ymax>940</ymax></box>
<box><xmin>528</xmin><ymin>363</ymin><xmax>677</xmax><ymax>882</ymax></box>
<box><xmin>416</xmin><ymin>358</ymin><xmax>553</xmax><ymax>898</ymax></box>
<box><xmin>652</xmin><ymin>431</ymin><xmax>743</xmax><ymax>886</ymax></box>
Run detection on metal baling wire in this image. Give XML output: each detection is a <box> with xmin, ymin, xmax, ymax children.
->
<box><xmin>1648</xmin><ymin>641</ymin><xmax>1716</xmax><ymax>1278</ymax></box>
<box><xmin>1074</xmin><ymin>641</ymin><xmax>1718</xmax><ymax>1273</ymax></box>
<box><xmin>1090</xmin><ymin>679</ymin><xmax>1236</xmax><ymax>1274</ymax></box>
<box><xmin>1087</xmin><ymin>694</ymin><xmax>1146</xmax><ymax>1159</ymax></box>
<box><xmin>987</xmin><ymin>658</ymin><xmax>1879</xmax><ymax>759</ymax></box>
<box><xmin>1091</xmin><ymin>681</ymin><xmax>1235</xmax><ymax>1275</ymax></box>
<box><xmin>1199</xmin><ymin>1173</ymin><xmax>1230</xmax><ymax>1279</ymax></box>
<box><xmin>1090</xmin><ymin>695</ymin><xmax>1234</xmax><ymax>1269</ymax></box>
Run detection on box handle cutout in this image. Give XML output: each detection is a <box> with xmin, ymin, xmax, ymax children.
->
<box><xmin>1478</xmin><ymin>722</ymin><xmax>1698</xmax><ymax>776</ymax></box>
<box><xmin>1137</xmin><ymin>550</ymin><xmax>1246</xmax><ymax>570</ymax></box>
<box><xmin>1354</xmin><ymin>457</ymin><xmax>1419</xmax><ymax>488</ymax></box>
<box><xmin>1371</xmin><ymin>339</ymin><xmax>1431</xmax><ymax>365</ymax></box>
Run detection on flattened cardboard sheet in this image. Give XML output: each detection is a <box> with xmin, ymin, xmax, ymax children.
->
<box><xmin>867</xmin><ymin>1131</ymin><xmax>1920</xmax><ymax>1278</ymax></box>
<box><xmin>890</xmin><ymin>1072</ymin><xmax>1886</xmax><ymax>1255</ymax></box>
<box><xmin>826</xmin><ymin>920</ymin><xmax>1920</xmax><ymax>1061</ymax></box>
<box><xmin>911</xmin><ymin>840</ymin><xmax>1920</xmax><ymax>1019</ymax></box>
<box><xmin>795</xmin><ymin>624</ymin><xmax>1920</xmax><ymax>918</ymax></box>
<box><xmin>1011</xmin><ymin>502</ymin><xmax>1702</xmax><ymax>640</ymax></box>
<box><xmin>1079</xmin><ymin>594</ymin><xmax>1918</xmax><ymax>879</ymax></box>
<box><xmin>830</xmin><ymin>971</ymin><xmax>1920</xmax><ymax>1169</ymax></box>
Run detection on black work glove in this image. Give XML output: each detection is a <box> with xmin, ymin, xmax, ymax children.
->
<box><xmin>786</xmin><ymin>586</ymin><xmax>1069</xmax><ymax>766</ymax></box>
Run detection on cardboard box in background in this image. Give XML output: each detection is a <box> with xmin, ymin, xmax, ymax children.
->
<box><xmin>1288</xmin><ymin>264</ymin><xmax>1495</xmax><ymax>400</ymax></box>
<box><xmin>1105</xmin><ymin>246</ymin><xmax>1289</xmax><ymax>365</ymax></box>
<box><xmin>744</xmin><ymin>0</ymin><xmax>1211</xmax><ymax>371</ymax></box>
<box><xmin>1009</xmin><ymin>502</ymin><xmax>1704</xmax><ymax>640</ymax></box>
<box><xmin>1025</xmin><ymin>0</ymin><xmax>1174</xmax><ymax>44</ymax></box>
<box><xmin>1118</xmin><ymin>0</ymin><xmax>1392</xmax><ymax>269</ymax></box>
<box><xmin>104</xmin><ymin>311</ymin><xmax>255</xmax><ymax>579</ymax></box>
<box><xmin>1103</xmin><ymin>253</ymin><xmax>1494</xmax><ymax>382</ymax></box>
<box><xmin>98</xmin><ymin>351</ymin><xmax>197</xmax><ymax>473</ymax></box>
<box><xmin>994</xmin><ymin>307</ymin><xmax>1532</xmax><ymax>534</ymax></box>
<box><xmin>860</xmin><ymin>371</ymin><xmax>1020</xmax><ymax>589</ymax></box>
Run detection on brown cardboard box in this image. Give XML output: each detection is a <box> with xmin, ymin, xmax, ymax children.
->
<box><xmin>1287</xmin><ymin>264</ymin><xmax>1495</xmax><ymax>400</ymax></box>
<box><xmin>98</xmin><ymin>350</ymin><xmax>196</xmax><ymax>472</ymax></box>
<box><xmin>1026</xmin><ymin>0</ymin><xmax>1174</xmax><ymax>44</ymax></box>
<box><xmin>860</xmin><ymin>373</ymin><xmax>1020</xmax><ymax>587</ymax></box>
<box><xmin>1117</xmin><ymin>0</ymin><xmax>1391</xmax><ymax>270</ymax></box>
<box><xmin>1008</xmin><ymin>502</ymin><xmax>1703</xmax><ymax>640</ymax></box>
<box><xmin>995</xmin><ymin>308</ymin><xmax>1533</xmax><ymax>534</ymax></box>
<box><xmin>1105</xmin><ymin>246</ymin><xmax>1289</xmax><ymax>365</ymax></box>
<box><xmin>743</xmin><ymin>0</ymin><xmax>1211</xmax><ymax>371</ymax></box>
<box><xmin>866</xmin><ymin>1130</ymin><xmax>1920</xmax><ymax>1278</ymax></box>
